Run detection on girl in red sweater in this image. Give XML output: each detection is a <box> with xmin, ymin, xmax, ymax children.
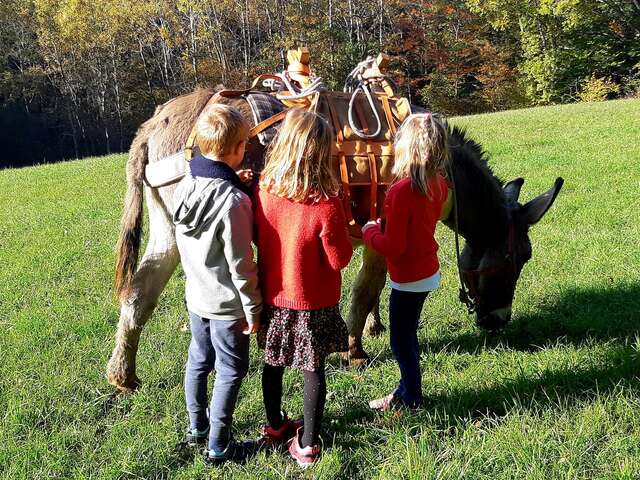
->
<box><xmin>363</xmin><ymin>113</ymin><xmax>450</xmax><ymax>411</ymax></box>
<box><xmin>254</xmin><ymin>109</ymin><xmax>353</xmax><ymax>467</ymax></box>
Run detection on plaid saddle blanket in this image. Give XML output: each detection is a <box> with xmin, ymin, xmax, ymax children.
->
<box><xmin>245</xmin><ymin>93</ymin><xmax>286</xmax><ymax>145</ymax></box>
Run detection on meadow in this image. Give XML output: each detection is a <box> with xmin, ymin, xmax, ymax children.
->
<box><xmin>0</xmin><ymin>98</ymin><xmax>638</xmax><ymax>479</ymax></box>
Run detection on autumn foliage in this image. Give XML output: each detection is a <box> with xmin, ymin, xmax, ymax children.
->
<box><xmin>1</xmin><ymin>0</ymin><xmax>638</xmax><ymax>167</ymax></box>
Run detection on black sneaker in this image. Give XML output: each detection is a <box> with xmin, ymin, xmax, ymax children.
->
<box><xmin>184</xmin><ymin>426</ymin><xmax>209</xmax><ymax>447</ymax></box>
<box><xmin>203</xmin><ymin>439</ymin><xmax>258</xmax><ymax>465</ymax></box>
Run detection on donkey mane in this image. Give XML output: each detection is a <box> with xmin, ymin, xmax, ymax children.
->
<box><xmin>447</xmin><ymin>124</ymin><xmax>510</xmax><ymax>247</ymax></box>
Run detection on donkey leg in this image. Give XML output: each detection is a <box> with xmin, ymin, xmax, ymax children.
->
<box><xmin>107</xmin><ymin>244</ymin><xmax>179</xmax><ymax>391</ymax></box>
<box><xmin>345</xmin><ymin>246</ymin><xmax>386</xmax><ymax>366</ymax></box>
<box><xmin>363</xmin><ymin>296</ymin><xmax>384</xmax><ymax>337</ymax></box>
<box><xmin>107</xmin><ymin>188</ymin><xmax>179</xmax><ymax>392</ymax></box>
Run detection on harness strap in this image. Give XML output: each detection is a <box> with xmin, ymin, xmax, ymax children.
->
<box><xmin>352</xmin><ymin>99</ymin><xmax>380</xmax><ymax>219</ymax></box>
<box><xmin>250</xmin><ymin>74</ymin><xmax>285</xmax><ymax>90</ymax></box>
<box><xmin>325</xmin><ymin>95</ymin><xmax>358</xmax><ymax>236</ymax></box>
<box><xmin>380</xmin><ymin>95</ymin><xmax>397</xmax><ymax>137</ymax></box>
<box><xmin>367</xmin><ymin>152</ymin><xmax>378</xmax><ymax>219</ymax></box>
<box><xmin>217</xmin><ymin>88</ymin><xmax>252</xmax><ymax>98</ymax></box>
<box><xmin>325</xmin><ymin>94</ymin><xmax>345</xmax><ymax>144</ymax></box>
<box><xmin>248</xmin><ymin>108</ymin><xmax>292</xmax><ymax>139</ymax></box>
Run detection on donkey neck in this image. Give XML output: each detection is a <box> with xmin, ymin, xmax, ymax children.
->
<box><xmin>455</xmin><ymin>174</ymin><xmax>509</xmax><ymax>249</ymax></box>
<box><xmin>446</xmin><ymin>129</ymin><xmax>510</xmax><ymax>249</ymax></box>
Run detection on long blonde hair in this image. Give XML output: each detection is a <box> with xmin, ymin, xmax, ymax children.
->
<box><xmin>260</xmin><ymin>108</ymin><xmax>340</xmax><ymax>202</ymax></box>
<box><xmin>392</xmin><ymin>113</ymin><xmax>450</xmax><ymax>197</ymax></box>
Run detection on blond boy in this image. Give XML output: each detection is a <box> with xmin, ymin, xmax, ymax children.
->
<box><xmin>173</xmin><ymin>104</ymin><xmax>261</xmax><ymax>463</ymax></box>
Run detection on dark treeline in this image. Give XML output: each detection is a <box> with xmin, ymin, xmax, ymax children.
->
<box><xmin>1</xmin><ymin>0</ymin><xmax>638</xmax><ymax>168</ymax></box>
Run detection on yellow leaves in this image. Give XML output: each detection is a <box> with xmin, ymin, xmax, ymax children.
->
<box><xmin>32</xmin><ymin>0</ymin><xmax>163</xmax><ymax>57</ymax></box>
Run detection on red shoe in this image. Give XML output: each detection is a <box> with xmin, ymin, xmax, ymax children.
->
<box><xmin>260</xmin><ymin>414</ymin><xmax>303</xmax><ymax>447</ymax></box>
<box><xmin>288</xmin><ymin>427</ymin><xmax>320</xmax><ymax>468</ymax></box>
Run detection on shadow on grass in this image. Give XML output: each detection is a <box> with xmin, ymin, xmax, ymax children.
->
<box><xmin>323</xmin><ymin>339</ymin><xmax>640</xmax><ymax>480</ymax></box>
<box><xmin>425</xmin><ymin>283</ymin><xmax>640</xmax><ymax>354</ymax></box>
<box><xmin>328</xmin><ymin>283</ymin><xmax>640</xmax><ymax>447</ymax></box>
<box><xmin>425</xmin><ymin>340</ymin><xmax>640</xmax><ymax>419</ymax></box>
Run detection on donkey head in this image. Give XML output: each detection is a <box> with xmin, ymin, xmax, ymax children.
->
<box><xmin>459</xmin><ymin>177</ymin><xmax>564</xmax><ymax>331</ymax></box>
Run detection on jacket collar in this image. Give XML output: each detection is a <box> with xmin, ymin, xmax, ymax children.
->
<box><xmin>189</xmin><ymin>155</ymin><xmax>251</xmax><ymax>197</ymax></box>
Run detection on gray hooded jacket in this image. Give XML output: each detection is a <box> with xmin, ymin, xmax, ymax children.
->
<box><xmin>173</xmin><ymin>175</ymin><xmax>261</xmax><ymax>326</ymax></box>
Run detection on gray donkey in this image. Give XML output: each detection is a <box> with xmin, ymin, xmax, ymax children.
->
<box><xmin>107</xmin><ymin>87</ymin><xmax>563</xmax><ymax>392</ymax></box>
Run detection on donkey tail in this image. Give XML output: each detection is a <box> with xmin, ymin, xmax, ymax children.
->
<box><xmin>114</xmin><ymin>127</ymin><xmax>148</xmax><ymax>301</ymax></box>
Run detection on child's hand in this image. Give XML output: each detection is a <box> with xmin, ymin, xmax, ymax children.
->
<box><xmin>236</xmin><ymin>169</ymin><xmax>254</xmax><ymax>185</ymax></box>
<box><xmin>242</xmin><ymin>319</ymin><xmax>260</xmax><ymax>335</ymax></box>
<box><xmin>362</xmin><ymin>219</ymin><xmax>380</xmax><ymax>234</ymax></box>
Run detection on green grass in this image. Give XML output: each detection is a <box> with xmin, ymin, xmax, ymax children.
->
<box><xmin>1</xmin><ymin>98</ymin><xmax>639</xmax><ymax>479</ymax></box>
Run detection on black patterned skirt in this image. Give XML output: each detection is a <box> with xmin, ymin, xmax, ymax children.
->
<box><xmin>257</xmin><ymin>304</ymin><xmax>349</xmax><ymax>371</ymax></box>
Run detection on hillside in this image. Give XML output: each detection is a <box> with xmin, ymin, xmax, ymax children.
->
<box><xmin>1</xmin><ymin>98</ymin><xmax>639</xmax><ymax>479</ymax></box>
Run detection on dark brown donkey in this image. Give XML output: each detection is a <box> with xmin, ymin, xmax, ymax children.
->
<box><xmin>107</xmin><ymin>88</ymin><xmax>563</xmax><ymax>391</ymax></box>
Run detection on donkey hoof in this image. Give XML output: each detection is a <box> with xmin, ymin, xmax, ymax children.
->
<box><xmin>339</xmin><ymin>350</ymin><xmax>369</xmax><ymax>368</ymax></box>
<box><xmin>348</xmin><ymin>355</ymin><xmax>369</xmax><ymax>368</ymax></box>
<box><xmin>108</xmin><ymin>374</ymin><xmax>141</xmax><ymax>393</ymax></box>
<box><xmin>364</xmin><ymin>321</ymin><xmax>385</xmax><ymax>337</ymax></box>
<box><xmin>106</xmin><ymin>365</ymin><xmax>141</xmax><ymax>393</ymax></box>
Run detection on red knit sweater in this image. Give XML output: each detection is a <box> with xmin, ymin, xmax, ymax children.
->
<box><xmin>363</xmin><ymin>175</ymin><xmax>448</xmax><ymax>283</ymax></box>
<box><xmin>254</xmin><ymin>188</ymin><xmax>353</xmax><ymax>310</ymax></box>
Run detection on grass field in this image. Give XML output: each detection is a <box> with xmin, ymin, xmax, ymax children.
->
<box><xmin>1</xmin><ymin>98</ymin><xmax>639</xmax><ymax>479</ymax></box>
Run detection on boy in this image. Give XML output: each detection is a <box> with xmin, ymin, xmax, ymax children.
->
<box><xmin>173</xmin><ymin>103</ymin><xmax>261</xmax><ymax>464</ymax></box>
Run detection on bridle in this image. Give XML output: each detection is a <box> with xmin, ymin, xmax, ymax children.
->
<box><xmin>449</xmin><ymin>166</ymin><xmax>519</xmax><ymax>315</ymax></box>
<box><xmin>457</xmin><ymin>222</ymin><xmax>518</xmax><ymax>315</ymax></box>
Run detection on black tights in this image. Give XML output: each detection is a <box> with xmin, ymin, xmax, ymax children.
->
<box><xmin>262</xmin><ymin>362</ymin><xmax>326</xmax><ymax>448</ymax></box>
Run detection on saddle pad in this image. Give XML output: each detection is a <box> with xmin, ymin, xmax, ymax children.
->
<box><xmin>245</xmin><ymin>93</ymin><xmax>286</xmax><ymax>145</ymax></box>
<box><xmin>144</xmin><ymin>150</ymin><xmax>187</xmax><ymax>188</ymax></box>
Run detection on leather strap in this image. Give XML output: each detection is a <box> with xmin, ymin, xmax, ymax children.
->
<box><xmin>326</xmin><ymin>95</ymin><xmax>358</xmax><ymax>235</ymax></box>
<box><xmin>380</xmin><ymin>95</ymin><xmax>397</xmax><ymax>137</ymax></box>
<box><xmin>217</xmin><ymin>88</ymin><xmax>252</xmax><ymax>98</ymax></box>
<box><xmin>354</xmin><ymin>100</ymin><xmax>379</xmax><ymax>219</ymax></box>
<box><xmin>338</xmin><ymin>153</ymin><xmax>356</xmax><ymax>226</ymax></box>
<box><xmin>248</xmin><ymin>108</ymin><xmax>291</xmax><ymax>139</ymax></box>
<box><xmin>250</xmin><ymin>74</ymin><xmax>284</xmax><ymax>90</ymax></box>
<box><xmin>325</xmin><ymin>94</ymin><xmax>345</xmax><ymax>144</ymax></box>
<box><xmin>367</xmin><ymin>152</ymin><xmax>378</xmax><ymax>219</ymax></box>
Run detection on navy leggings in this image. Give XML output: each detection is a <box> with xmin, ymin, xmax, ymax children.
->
<box><xmin>389</xmin><ymin>289</ymin><xmax>429</xmax><ymax>407</ymax></box>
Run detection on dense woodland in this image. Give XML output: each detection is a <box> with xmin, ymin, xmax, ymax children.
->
<box><xmin>1</xmin><ymin>0</ymin><xmax>638</xmax><ymax>168</ymax></box>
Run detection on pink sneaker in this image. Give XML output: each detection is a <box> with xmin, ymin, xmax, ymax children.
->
<box><xmin>368</xmin><ymin>393</ymin><xmax>398</xmax><ymax>411</ymax></box>
<box><xmin>288</xmin><ymin>427</ymin><xmax>320</xmax><ymax>468</ymax></box>
<box><xmin>260</xmin><ymin>414</ymin><xmax>303</xmax><ymax>447</ymax></box>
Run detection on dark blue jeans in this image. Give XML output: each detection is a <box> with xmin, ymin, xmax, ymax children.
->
<box><xmin>389</xmin><ymin>289</ymin><xmax>429</xmax><ymax>407</ymax></box>
<box><xmin>184</xmin><ymin>311</ymin><xmax>249</xmax><ymax>451</ymax></box>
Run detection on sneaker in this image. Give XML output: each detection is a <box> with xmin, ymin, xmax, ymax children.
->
<box><xmin>368</xmin><ymin>393</ymin><xmax>398</xmax><ymax>412</ymax></box>
<box><xmin>260</xmin><ymin>413</ymin><xmax>304</xmax><ymax>447</ymax></box>
<box><xmin>203</xmin><ymin>439</ymin><xmax>257</xmax><ymax>465</ymax></box>
<box><xmin>184</xmin><ymin>426</ymin><xmax>209</xmax><ymax>447</ymax></box>
<box><xmin>287</xmin><ymin>427</ymin><xmax>320</xmax><ymax>468</ymax></box>
<box><xmin>369</xmin><ymin>393</ymin><xmax>422</xmax><ymax>411</ymax></box>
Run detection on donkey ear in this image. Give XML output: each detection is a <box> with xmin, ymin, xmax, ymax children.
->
<box><xmin>522</xmin><ymin>177</ymin><xmax>564</xmax><ymax>225</ymax></box>
<box><xmin>503</xmin><ymin>177</ymin><xmax>525</xmax><ymax>203</ymax></box>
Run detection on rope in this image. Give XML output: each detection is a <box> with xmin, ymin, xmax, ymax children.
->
<box><xmin>261</xmin><ymin>70</ymin><xmax>327</xmax><ymax>101</ymax></box>
<box><xmin>347</xmin><ymin>84</ymin><xmax>382</xmax><ymax>139</ymax></box>
<box><xmin>343</xmin><ymin>58</ymin><xmax>383</xmax><ymax>140</ymax></box>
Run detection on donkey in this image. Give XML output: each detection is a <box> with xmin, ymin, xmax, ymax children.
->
<box><xmin>106</xmin><ymin>87</ymin><xmax>563</xmax><ymax>392</ymax></box>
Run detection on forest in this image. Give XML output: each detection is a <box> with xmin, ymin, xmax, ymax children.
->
<box><xmin>1</xmin><ymin>0</ymin><xmax>638</xmax><ymax>168</ymax></box>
